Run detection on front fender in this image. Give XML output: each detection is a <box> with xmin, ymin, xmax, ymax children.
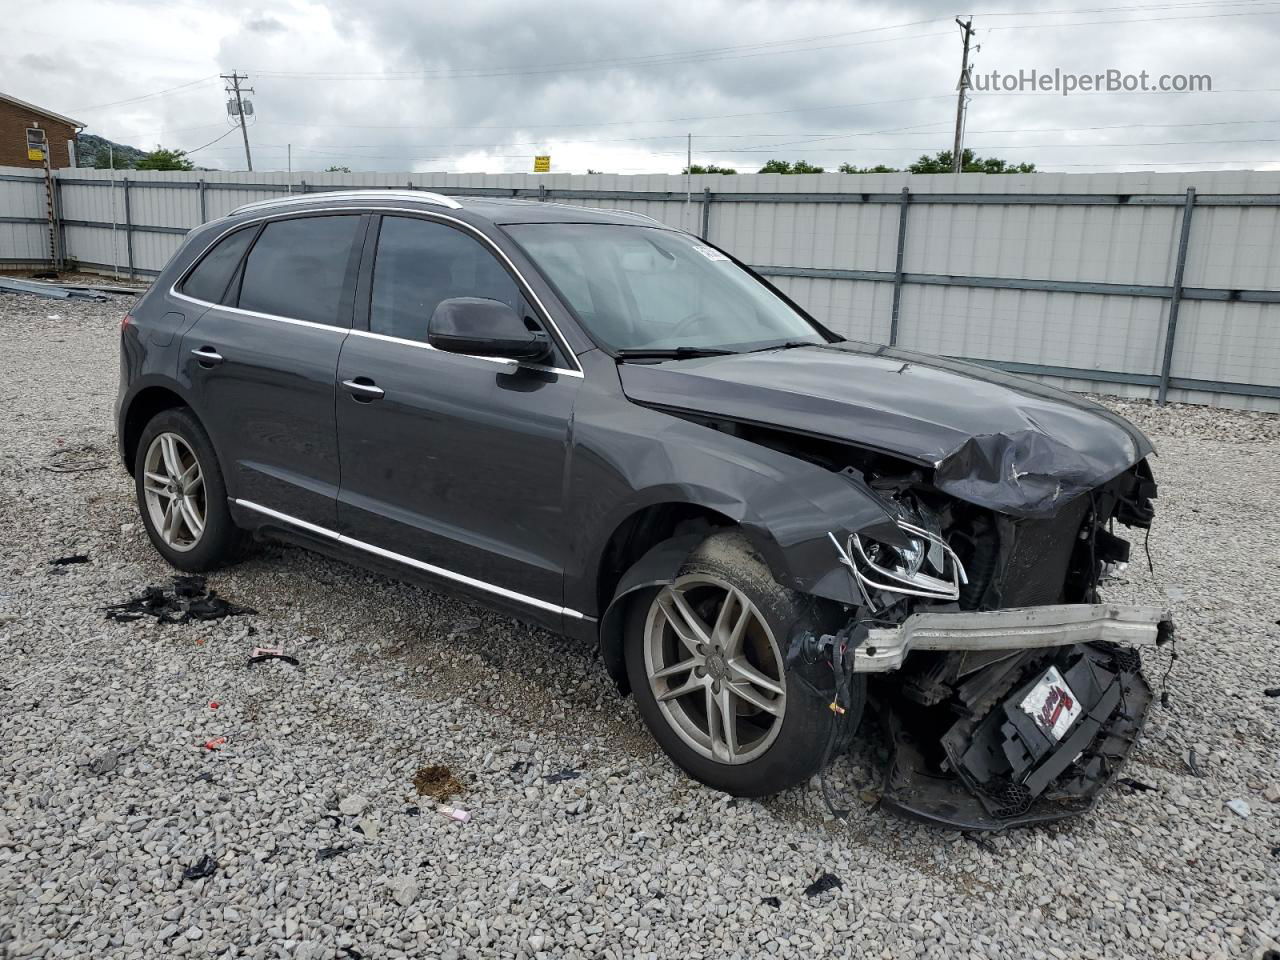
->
<box><xmin>569</xmin><ymin>390</ymin><xmax>902</xmax><ymax>686</ymax></box>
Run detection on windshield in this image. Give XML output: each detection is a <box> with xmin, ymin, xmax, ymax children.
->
<box><xmin>504</xmin><ymin>223</ymin><xmax>828</xmax><ymax>354</ymax></box>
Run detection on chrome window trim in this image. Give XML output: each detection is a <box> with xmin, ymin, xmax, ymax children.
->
<box><xmin>169</xmin><ymin>205</ymin><xmax>584</xmax><ymax>375</ymax></box>
<box><xmin>233</xmin><ymin>498</ymin><xmax>594</xmax><ymax>622</ymax></box>
<box><xmin>344</xmin><ymin>328</ymin><xmax>583</xmax><ymax>378</ymax></box>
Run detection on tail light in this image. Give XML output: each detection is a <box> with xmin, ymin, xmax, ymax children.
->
<box><xmin>121</xmin><ymin>314</ymin><xmax>134</xmax><ymax>334</ymax></box>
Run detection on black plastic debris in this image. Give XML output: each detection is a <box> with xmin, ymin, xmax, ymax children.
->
<box><xmin>1265</xmin><ymin>687</ymin><xmax>1280</xmax><ymax>698</ymax></box>
<box><xmin>1118</xmin><ymin>777</ymin><xmax>1157</xmax><ymax>793</ymax></box>
<box><xmin>760</xmin><ymin>896</ymin><xmax>781</xmax><ymax>908</ymax></box>
<box><xmin>246</xmin><ymin>651</ymin><xmax>300</xmax><ymax>668</ymax></box>
<box><xmin>804</xmin><ymin>873</ymin><xmax>842</xmax><ymax>897</ymax></box>
<box><xmin>103</xmin><ymin>576</ymin><xmax>255</xmax><ymax>624</ymax></box>
<box><xmin>405</xmin><ymin>806</ymin><xmax>421</xmax><ymax>816</ymax></box>
<box><xmin>545</xmin><ymin>769</ymin><xmax>581</xmax><ymax>784</ymax></box>
<box><xmin>317</xmin><ymin>846</ymin><xmax>350</xmax><ymax>861</ymax></box>
<box><xmin>181</xmin><ymin>855</ymin><xmax>218</xmax><ymax>883</ymax></box>
<box><xmin>963</xmin><ymin>832</ymin><xmax>998</xmax><ymax>854</ymax></box>
<box><xmin>340</xmin><ymin>949</ymin><xmax>364</xmax><ymax>959</ymax></box>
<box><xmin>1185</xmin><ymin>748</ymin><xmax>1205</xmax><ymax>778</ymax></box>
<box><xmin>50</xmin><ymin>555</ymin><xmax>89</xmax><ymax>566</ymax></box>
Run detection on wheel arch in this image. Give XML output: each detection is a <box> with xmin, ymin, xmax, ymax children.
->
<box><xmin>119</xmin><ymin>383</ymin><xmax>196</xmax><ymax>471</ymax></box>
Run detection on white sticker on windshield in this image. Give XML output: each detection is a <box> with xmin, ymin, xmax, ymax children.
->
<box><xmin>691</xmin><ymin>245</ymin><xmax>730</xmax><ymax>262</ymax></box>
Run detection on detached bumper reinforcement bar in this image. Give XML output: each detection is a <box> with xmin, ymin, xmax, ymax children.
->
<box><xmin>856</xmin><ymin>603</ymin><xmax>1172</xmax><ymax>673</ymax></box>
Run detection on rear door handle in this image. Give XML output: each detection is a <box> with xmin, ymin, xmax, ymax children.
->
<box><xmin>342</xmin><ymin>377</ymin><xmax>384</xmax><ymax>401</ymax></box>
<box><xmin>191</xmin><ymin>346</ymin><xmax>223</xmax><ymax>365</ymax></box>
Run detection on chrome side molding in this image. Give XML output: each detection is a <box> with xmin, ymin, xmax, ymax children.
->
<box><xmin>232</xmin><ymin>498</ymin><xmax>594</xmax><ymax>621</ymax></box>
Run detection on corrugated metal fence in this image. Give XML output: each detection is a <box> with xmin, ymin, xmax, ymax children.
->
<box><xmin>3</xmin><ymin>165</ymin><xmax>1278</xmax><ymax>410</ymax></box>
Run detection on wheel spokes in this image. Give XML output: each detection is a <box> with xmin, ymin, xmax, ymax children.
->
<box><xmin>159</xmin><ymin>433</ymin><xmax>183</xmax><ymax>478</ymax></box>
<box><xmin>659</xmin><ymin>590</ymin><xmax>712</xmax><ymax>656</ymax></box>
<box><xmin>646</xmin><ymin>574</ymin><xmax>788</xmax><ymax>766</ymax></box>
<box><xmin>178</xmin><ymin>497</ymin><xmax>204</xmax><ymax>539</ymax></box>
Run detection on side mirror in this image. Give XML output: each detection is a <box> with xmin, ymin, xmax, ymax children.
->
<box><xmin>427</xmin><ymin>297</ymin><xmax>551</xmax><ymax>362</ymax></box>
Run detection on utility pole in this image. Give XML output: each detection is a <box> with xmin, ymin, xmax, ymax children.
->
<box><xmin>222</xmin><ymin>71</ymin><xmax>254</xmax><ymax>171</ymax></box>
<box><xmin>951</xmin><ymin>18</ymin><xmax>975</xmax><ymax>174</ymax></box>
<box><xmin>685</xmin><ymin>133</ymin><xmax>692</xmax><ymax>230</ymax></box>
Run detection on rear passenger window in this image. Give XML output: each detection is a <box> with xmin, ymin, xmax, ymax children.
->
<box><xmin>370</xmin><ymin>216</ymin><xmax>520</xmax><ymax>343</ymax></box>
<box><xmin>237</xmin><ymin>215</ymin><xmax>360</xmax><ymax>326</ymax></box>
<box><xmin>181</xmin><ymin>227</ymin><xmax>255</xmax><ymax>304</ymax></box>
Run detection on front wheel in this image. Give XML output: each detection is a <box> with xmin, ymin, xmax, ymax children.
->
<box><xmin>624</xmin><ymin>530</ymin><xmax>864</xmax><ymax>797</ymax></box>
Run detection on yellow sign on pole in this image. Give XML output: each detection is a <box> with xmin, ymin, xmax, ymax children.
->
<box><xmin>533</xmin><ymin>155</ymin><xmax>551</xmax><ymax>173</ymax></box>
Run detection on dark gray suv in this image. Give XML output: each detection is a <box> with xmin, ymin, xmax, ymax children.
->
<box><xmin>117</xmin><ymin>190</ymin><xmax>1171</xmax><ymax>828</ymax></box>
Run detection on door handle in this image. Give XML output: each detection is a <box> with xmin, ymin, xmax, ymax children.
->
<box><xmin>191</xmin><ymin>346</ymin><xmax>223</xmax><ymax>365</ymax></box>
<box><xmin>342</xmin><ymin>377</ymin><xmax>385</xmax><ymax>401</ymax></box>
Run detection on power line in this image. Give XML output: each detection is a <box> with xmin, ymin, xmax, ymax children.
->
<box><xmin>71</xmin><ymin>76</ymin><xmax>219</xmax><ymax>113</ymax></box>
<box><xmin>251</xmin><ymin>29</ymin><xmax>954</xmax><ymax>81</ymax></box>
<box><xmin>185</xmin><ymin>126</ymin><xmax>241</xmax><ymax>155</ymax></box>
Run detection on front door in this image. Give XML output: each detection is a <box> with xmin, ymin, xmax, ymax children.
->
<box><xmin>334</xmin><ymin>214</ymin><xmax>581</xmax><ymax>621</ymax></box>
<box><xmin>179</xmin><ymin>213</ymin><xmax>365</xmax><ymax>529</ymax></box>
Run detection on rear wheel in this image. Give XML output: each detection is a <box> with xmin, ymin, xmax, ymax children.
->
<box><xmin>134</xmin><ymin>407</ymin><xmax>244</xmax><ymax>571</ymax></box>
<box><xmin>624</xmin><ymin>530</ymin><xmax>863</xmax><ymax>796</ymax></box>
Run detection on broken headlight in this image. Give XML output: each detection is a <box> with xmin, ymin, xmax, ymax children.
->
<box><xmin>842</xmin><ymin>497</ymin><xmax>968</xmax><ymax>604</ymax></box>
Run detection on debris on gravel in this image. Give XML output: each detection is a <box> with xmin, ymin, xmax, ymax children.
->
<box><xmin>1</xmin><ymin>292</ymin><xmax>1278</xmax><ymax>959</ymax></box>
<box><xmin>412</xmin><ymin>763</ymin><xmax>464</xmax><ymax>801</ymax></box>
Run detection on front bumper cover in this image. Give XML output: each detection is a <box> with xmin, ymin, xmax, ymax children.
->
<box><xmin>856</xmin><ymin>603</ymin><xmax>1172</xmax><ymax>673</ymax></box>
<box><xmin>877</xmin><ymin>640</ymin><xmax>1160</xmax><ymax>831</ymax></box>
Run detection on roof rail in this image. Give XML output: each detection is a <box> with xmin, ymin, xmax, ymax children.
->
<box><xmin>229</xmin><ymin>189</ymin><xmax>462</xmax><ymax>216</ymax></box>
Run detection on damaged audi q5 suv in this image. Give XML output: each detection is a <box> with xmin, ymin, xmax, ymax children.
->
<box><xmin>117</xmin><ymin>190</ymin><xmax>1171</xmax><ymax>829</ymax></box>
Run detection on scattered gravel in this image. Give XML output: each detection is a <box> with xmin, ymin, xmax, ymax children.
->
<box><xmin>1</xmin><ymin>291</ymin><xmax>1278</xmax><ymax>960</ymax></box>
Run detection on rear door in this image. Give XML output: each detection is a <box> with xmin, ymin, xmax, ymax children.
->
<box><xmin>178</xmin><ymin>213</ymin><xmax>366</xmax><ymax>529</ymax></box>
<box><xmin>334</xmin><ymin>213</ymin><xmax>581</xmax><ymax>621</ymax></box>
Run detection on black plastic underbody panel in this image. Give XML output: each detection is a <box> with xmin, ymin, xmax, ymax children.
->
<box><xmin>878</xmin><ymin>642</ymin><xmax>1152</xmax><ymax>831</ymax></box>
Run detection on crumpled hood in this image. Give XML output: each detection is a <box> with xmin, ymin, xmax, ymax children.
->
<box><xmin>618</xmin><ymin>340</ymin><xmax>1154</xmax><ymax>518</ymax></box>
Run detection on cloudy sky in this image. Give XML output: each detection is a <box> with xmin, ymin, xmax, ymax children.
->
<box><xmin>7</xmin><ymin>0</ymin><xmax>1280</xmax><ymax>174</ymax></box>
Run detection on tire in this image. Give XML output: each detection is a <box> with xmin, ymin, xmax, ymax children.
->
<box><xmin>624</xmin><ymin>529</ymin><xmax>865</xmax><ymax>797</ymax></box>
<box><xmin>133</xmin><ymin>407</ymin><xmax>245</xmax><ymax>572</ymax></box>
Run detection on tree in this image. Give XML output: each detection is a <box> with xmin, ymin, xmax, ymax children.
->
<box><xmin>324</xmin><ymin>165</ymin><xmax>352</xmax><ymax>173</ymax></box>
<box><xmin>908</xmin><ymin>149</ymin><xmax>1035</xmax><ymax>174</ymax></box>
<box><xmin>757</xmin><ymin>159</ymin><xmax>825</xmax><ymax>174</ymax></box>
<box><xmin>135</xmin><ymin>147</ymin><xmax>194</xmax><ymax>171</ymax></box>
<box><xmin>682</xmin><ymin>163</ymin><xmax>738</xmax><ymax>175</ymax></box>
<box><xmin>838</xmin><ymin>162</ymin><xmax>900</xmax><ymax>174</ymax></box>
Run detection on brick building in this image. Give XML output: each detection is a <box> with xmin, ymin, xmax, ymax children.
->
<box><xmin>0</xmin><ymin>93</ymin><xmax>84</xmax><ymax>170</ymax></box>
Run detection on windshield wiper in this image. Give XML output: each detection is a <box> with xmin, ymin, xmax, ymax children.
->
<box><xmin>746</xmin><ymin>339</ymin><xmax>824</xmax><ymax>353</ymax></box>
<box><xmin>614</xmin><ymin>346</ymin><xmax>739</xmax><ymax>361</ymax></box>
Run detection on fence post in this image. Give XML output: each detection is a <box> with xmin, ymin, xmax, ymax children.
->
<box><xmin>53</xmin><ymin>176</ymin><xmax>67</xmax><ymax>271</ymax></box>
<box><xmin>122</xmin><ymin>177</ymin><xmax>135</xmax><ymax>280</ymax></box>
<box><xmin>1158</xmin><ymin>187</ymin><xmax>1196</xmax><ymax>405</ymax></box>
<box><xmin>198</xmin><ymin>179</ymin><xmax>207</xmax><ymax>223</ymax></box>
<box><xmin>889</xmin><ymin>187</ymin><xmax>911</xmax><ymax>346</ymax></box>
<box><xmin>700</xmin><ymin>187</ymin><xmax>712</xmax><ymax>239</ymax></box>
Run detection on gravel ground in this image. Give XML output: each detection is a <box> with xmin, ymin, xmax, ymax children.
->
<box><xmin>1</xmin><ymin>291</ymin><xmax>1277</xmax><ymax>960</ymax></box>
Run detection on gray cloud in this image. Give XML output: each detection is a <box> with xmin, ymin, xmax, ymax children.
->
<box><xmin>3</xmin><ymin>0</ymin><xmax>1277</xmax><ymax>174</ymax></box>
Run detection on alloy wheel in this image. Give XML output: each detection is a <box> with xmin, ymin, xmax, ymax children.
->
<box><xmin>142</xmin><ymin>432</ymin><xmax>206</xmax><ymax>552</ymax></box>
<box><xmin>644</xmin><ymin>574</ymin><xmax>787</xmax><ymax>765</ymax></box>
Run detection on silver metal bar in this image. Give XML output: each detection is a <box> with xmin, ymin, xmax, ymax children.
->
<box><xmin>1158</xmin><ymin>187</ymin><xmax>1197</xmax><ymax>405</ymax></box>
<box><xmin>856</xmin><ymin>603</ymin><xmax>1170</xmax><ymax>673</ymax></box>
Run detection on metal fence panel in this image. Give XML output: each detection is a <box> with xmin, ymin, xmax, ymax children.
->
<box><xmin>2</xmin><ymin>166</ymin><xmax>1279</xmax><ymax>409</ymax></box>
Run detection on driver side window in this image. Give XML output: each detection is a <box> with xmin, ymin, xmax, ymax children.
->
<box><xmin>370</xmin><ymin>216</ymin><xmax>521</xmax><ymax>344</ymax></box>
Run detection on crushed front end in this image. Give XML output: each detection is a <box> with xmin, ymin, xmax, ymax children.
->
<box><xmin>832</xmin><ymin>457</ymin><xmax>1173</xmax><ymax>830</ymax></box>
